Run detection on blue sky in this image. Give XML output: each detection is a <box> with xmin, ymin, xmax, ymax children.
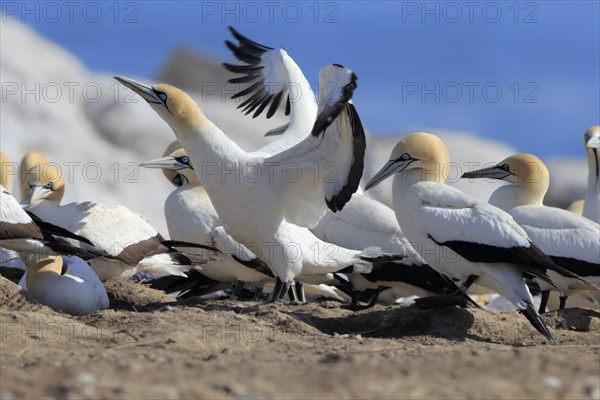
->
<box><xmin>10</xmin><ymin>0</ymin><xmax>600</xmax><ymax>157</ymax></box>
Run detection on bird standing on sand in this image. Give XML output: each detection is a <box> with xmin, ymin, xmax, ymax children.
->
<box><xmin>364</xmin><ymin>132</ymin><xmax>584</xmax><ymax>343</ymax></box>
<box><xmin>462</xmin><ymin>153</ymin><xmax>599</xmax><ymax>312</ymax></box>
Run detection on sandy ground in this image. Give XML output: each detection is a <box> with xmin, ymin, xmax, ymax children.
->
<box><xmin>1</xmin><ymin>270</ymin><xmax>599</xmax><ymax>400</ymax></box>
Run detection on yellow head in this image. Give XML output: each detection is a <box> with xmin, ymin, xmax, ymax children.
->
<box><xmin>584</xmin><ymin>126</ymin><xmax>600</xmax><ymax>180</ymax></box>
<box><xmin>114</xmin><ymin>77</ymin><xmax>210</xmax><ymax>137</ymax></box>
<box><xmin>365</xmin><ymin>132</ymin><xmax>450</xmax><ymax>190</ymax></box>
<box><xmin>160</xmin><ymin>140</ymin><xmax>184</xmax><ymax>184</ymax></box>
<box><xmin>26</xmin><ymin>255</ymin><xmax>64</xmax><ymax>291</ymax></box>
<box><xmin>462</xmin><ymin>153</ymin><xmax>549</xmax><ymax>204</ymax></box>
<box><xmin>584</xmin><ymin>125</ymin><xmax>600</xmax><ymax>145</ymax></box>
<box><xmin>139</xmin><ymin>144</ymin><xmax>200</xmax><ymax>187</ymax></box>
<box><xmin>20</xmin><ymin>151</ymin><xmax>65</xmax><ymax>205</ymax></box>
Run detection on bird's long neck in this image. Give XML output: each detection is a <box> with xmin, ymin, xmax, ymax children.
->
<box><xmin>584</xmin><ymin>147</ymin><xmax>599</xmax><ymax>221</ymax></box>
<box><xmin>397</xmin><ymin>166</ymin><xmax>445</xmax><ymax>187</ymax></box>
<box><xmin>26</xmin><ymin>197</ymin><xmax>61</xmax><ymax>220</ymax></box>
<box><xmin>172</xmin><ymin>120</ymin><xmax>248</xmax><ymax>186</ymax></box>
<box><xmin>488</xmin><ymin>184</ymin><xmax>543</xmax><ymax>210</ymax></box>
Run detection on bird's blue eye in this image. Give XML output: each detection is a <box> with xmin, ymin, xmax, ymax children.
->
<box><xmin>159</xmin><ymin>92</ymin><xmax>167</xmax><ymax>102</ymax></box>
<box><xmin>401</xmin><ymin>153</ymin><xmax>410</xmax><ymax>161</ymax></box>
<box><xmin>172</xmin><ymin>175</ymin><xmax>182</xmax><ymax>186</ymax></box>
<box><xmin>181</xmin><ymin>156</ymin><xmax>189</xmax><ymax>165</ymax></box>
<box><xmin>45</xmin><ymin>182</ymin><xmax>53</xmax><ymax>190</ymax></box>
<box><xmin>501</xmin><ymin>164</ymin><xmax>511</xmax><ymax>171</ymax></box>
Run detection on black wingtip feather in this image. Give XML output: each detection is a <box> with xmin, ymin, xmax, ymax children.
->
<box><xmin>325</xmin><ymin>103</ymin><xmax>366</xmax><ymax>212</ymax></box>
<box><xmin>266</xmin><ymin>90</ymin><xmax>284</xmax><ymax>119</ymax></box>
<box><xmin>231</xmin><ymin>255</ymin><xmax>274</xmax><ymax>278</ymax></box>
<box><xmin>520</xmin><ymin>302</ymin><xmax>556</xmax><ymax>344</ymax></box>
<box><xmin>228</xmin><ymin>26</ymin><xmax>273</xmax><ymax>51</ymax></box>
<box><xmin>27</xmin><ymin>211</ymin><xmax>94</xmax><ymax>246</ymax></box>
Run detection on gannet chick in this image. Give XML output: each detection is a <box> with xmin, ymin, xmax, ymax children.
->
<box><xmin>582</xmin><ymin>126</ymin><xmax>600</xmax><ymax>223</ymax></box>
<box><xmin>140</xmin><ymin>142</ymin><xmax>275</xmax><ymax>289</ymax></box>
<box><xmin>19</xmin><ymin>255</ymin><xmax>109</xmax><ymax>315</ymax></box>
<box><xmin>462</xmin><ymin>153</ymin><xmax>599</xmax><ymax>312</ymax></box>
<box><xmin>21</xmin><ymin>153</ymin><xmax>219</xmax><ymax>280</ymax></box>
<box><xmin>115</xmin><ymin>71</ymin><xmax>384</xmax><ymax>302</ymax></box>
<box><xmin>364</xmin><ymin>132</ymin><xmax>583</xmax><ymax>344</ymax></box>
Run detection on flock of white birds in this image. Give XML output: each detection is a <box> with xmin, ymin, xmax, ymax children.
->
<box><xmin>1</xmin><ymin>27</ymin><xmax>598</xmax><ymax>345</ymax></box>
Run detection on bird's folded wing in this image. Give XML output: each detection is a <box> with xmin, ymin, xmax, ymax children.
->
<box><xmin>417</xmin><ymin>186</ymin><xmax>579</xmax><ymax>287</ymax></box>
<box><xmin>511</xmin><ymin>205</ymin><xmax>600</xmax><ymax>263</ymax></box>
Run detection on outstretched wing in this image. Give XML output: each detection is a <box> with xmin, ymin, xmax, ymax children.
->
<box><xmin>265</xmin><ymin>67</ymin><xmax>365</xmax><ymax>227</ymax></box>
<box><xmin>223</xmin><ymin>26</ymin><xmax>316</xmax><ymax>120</ymax></box>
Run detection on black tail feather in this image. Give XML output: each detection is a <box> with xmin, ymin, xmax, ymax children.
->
<box><xmin>520</xmin><ymin>302</ymin><xmax>555</xmax><ymax>344</ymax></box>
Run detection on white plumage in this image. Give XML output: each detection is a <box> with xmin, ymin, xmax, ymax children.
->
<box><xmin>223</xmin><ymin>27</ymin><xmax>318</xmax><ymax>155</ymax></box>
<box><xmin>364</xmin><ymin>132</ymin><xmax>570</xmax><ymax>343</ymax></box>
<box><xmin>115</xmin><ymin>65</ymin><xmax>372</xmax><ymax>300</ymax></box>
<box><xmin>140</xmin><ymin>144</ymin><xmax>274</xmax><ymax>286</ymax></box>
<box><xmin>21</xmin><ymin>152</ymin><xmax>218</xmax><ymax>280</ymax></box>
<box><xmin>19</xmin><ymin>255</ymin><xmax>109</xmax><ymax>315</ymax></box>
<box><xmin>462</xmin><ymin>153</ymin><xmax>599</xmax><ymax>310</ymax></box>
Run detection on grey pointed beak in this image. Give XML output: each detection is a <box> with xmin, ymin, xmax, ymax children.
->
<box><xmin>114</xmin><ymin>76</ymin><xmax>165</xmax><ymax>106</ymax></box>
<box><xmin>27</xmin><ymin>183</ymin><xmax>51</xmax><ymax>207</ymax></box>
<box><xmin>461</xmin><ymin>165</ymin><xmax>514</xmax><ymax>180</ymax></box>
<box><xmin>364</xmin><ymin>159</ymin><xmax>413</xmax><ymax>191</ymax></box>
<box><xmin>139</xmin><ymin>156</ymin><xmax>186</xmax><ymax>171</ymax></box>
<box><xmin>587</xmin><ymin>135</ymin><xmax>600</xmax><ymax>149</ymax></box>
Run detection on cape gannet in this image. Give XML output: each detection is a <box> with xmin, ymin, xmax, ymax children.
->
<box><xmin>364</xmin><ymin>132</ymin><xmax>583</xmax><ymax>343</ymax></box>
<box><xmin>21</xmin><ymin>152</ymin><xmax>219</xmax><ymax>280</ymax></box>
<box><xmin>224</xmin><ymin>31</ymin><xmax>476</xmax><ymax>307</ymax></box>
<box><xmin>462</xmin><ymin>153</ymin><xmax>600</xmax><ymax>311</ymax></box>
<box><xmin>115</xmin><ymin>71</ymin><xmax>392</xmax><ymax>301</ymax></box>
<box><xmin>19</xmin><ymin>254</ymin><xmax>109</xmax><ymax>315</ymax></box>
<box><xmin>19</xmin><ymin>151</ymin><xmax>48</xmax><ymax>203</ymax></box>
<box><xmin>140</xmin><ymin>144</ymin><xmax>386</xmax><ymax>303</ymax></box>
<box><xmin>582</xmin><ymin>126</ymin><xmax>600</xmax><ymax>223</ymax></box>
<box><xmin>140</xmin><ymin>142</ymin><xmax>275</xmax><ymax>289</ymax></box>
<box><xmin>1</xmin><ymin>185</ymin><xmax>100</xmax><ymax>263</ymax></box>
